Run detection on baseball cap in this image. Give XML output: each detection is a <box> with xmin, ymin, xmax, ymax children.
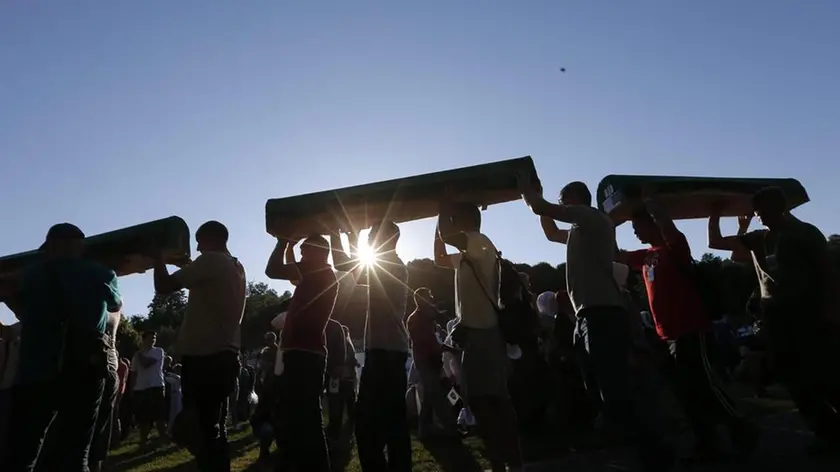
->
<box><xmin>40</xmin><ymin>223</ymin><xmax>85</xmax><ymax>250</ymax></box>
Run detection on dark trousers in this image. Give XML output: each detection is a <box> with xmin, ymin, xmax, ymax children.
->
<box><xmin>575</xmin><ymin>307</ymin><xmax>670</xmax><ymax>469</ymax></box>
<box><xmin>274</xmin><ymin>350</ymin><xmax>330</xmax><ymax>472</ymax></box>
<box><xmin>326</xmin><ymin>378</ymin><xmax>357</xmax><ymax>440</ymax></box>
<box><xmin>355</xmin><ymin>349</ymin><xmax>411</xmax><ymax>472</ymax></box>
<box><xmin>661</xmin><ymin>332</ymin><xmax>745</xmax><ymax>447</ymax></box>
<box><xmin>2</xmin><ymin>368</ymin><xmax>105</xmax><ymax>472</ymax></box>
<box><xmin>0</xmin><ymin>388</ymin><xmax>12</xmax><ymax>462</ymax></box>
<box><xmin>415</xmin><ymin>356</ymin><xmax>456</xmax><ymax>434</ymax></box>
<box><xmin>89</xmin><ymin>369</ymin><xmax>119</xmax><ymax>464</ymax></box>
<box><xmin>181</xmin><ymin>351</ymin><xmax>240</xmax><ymax>472</ymax></box>
<box><xmin>766</xmin><ymin>312</ymin><xmax>840</xmax><ymax>441</ymax></box>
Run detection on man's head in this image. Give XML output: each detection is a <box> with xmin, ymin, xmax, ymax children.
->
<box><xmin>559</xmin><ymin>181</ymin><xmax>592</xmax><ymax>206</ymax></box>
<box><xmin>141</xmin><ymin>330</ymin><xmax>157</xmax><ymax>348</ymax></box>
<box><xmin>631</xmin><ymin>209</ymin><xmax>662</xmax><ymax>245</ymax></box>
<box><xmin>413</xmin><ymin>287</ymin><xmax>435</xmax><ymax>311</ymax></box>
<box><xmin>300</xmin><ymin>234</ymin><xmax>330</xmax><ymax>263</ymax></box>
<box><xmin>369</xmin><ymin>221</ymin><xmax>400</xmax><ymax>252</ymax></box>
<box><xmin>196</xmin><ymin>220</ymin><xmax>229</xmax><ymax>253</ymax></box>
<box><xmin>40</xmin><ymin>223</ymin><xmax>85</xmax><ymax>259</ymax></box>
<box><xmin>264</xmin><ymin>331</ymin><xmax>277</xmax><ymax>346</ymax></box>
<box><xmin>450</xmin><ymin>202</ymin><xmax>481</xmax><ymax>233</ymax></box>
<box><xmin>752</xmin><ymin>187</ymin><xmax>788</xmax><ymax>228</ymax></box>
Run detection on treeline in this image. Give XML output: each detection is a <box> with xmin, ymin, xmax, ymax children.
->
<box><xmin>116</xmin><ymin>235</ymin><xmax>840</xmax><ymax>358</ymax></box>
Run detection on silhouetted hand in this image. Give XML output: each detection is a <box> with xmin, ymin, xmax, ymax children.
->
<box><xmin>737</xmin><ymin>215</ymin><xmax>753</xmax><ymax>232</ymax></box>
<box><xmin>709</xmin><ymin>201</ymin><xmax>727</xmax><ymax>218</ymax></box>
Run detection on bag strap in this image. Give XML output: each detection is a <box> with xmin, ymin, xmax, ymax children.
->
<box><xmin>459</xmin><ymin>253</ymin><xmax>502</xmax><ymax>317</ymax></box>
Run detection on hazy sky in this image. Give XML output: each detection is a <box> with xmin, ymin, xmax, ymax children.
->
<box><xmin>2</xmin><ymin>1</ymin><xmax>838</xmax><ymax>324</ymax></box>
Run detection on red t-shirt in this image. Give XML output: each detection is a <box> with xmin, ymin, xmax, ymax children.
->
<box><xmin>280</xmin><ymin>260</ymin><xmax>339</xmax><ymax>356</ymax></box>
<box><xmin>626</xmin><ymin>228</ymin><xmax>711</xmax><ymax>340</ymax></box>
<box><xmin>406</xmin><ymin>310</ymin><xmax>442</xmax><ymax>361</ymax></box>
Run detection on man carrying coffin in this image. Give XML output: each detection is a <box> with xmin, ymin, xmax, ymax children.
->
<box><xmin>265</xmin><ymin>234</ymin><xmax>338</xmax><ymax>472</ymax></box>
<box><xmin>1</xmin><ymin>223</ymin><xmax>121</xmax><ymax>472</ymax></box>
<box><xmin>708</xmin><ymin>187</ymin><xmax>840</xmax><ymax>456</ymax></box>
<box><xmin>154</xmin><ymin>220</ymin><xmax>246</xmax><ymax>472</ymax></box>
<box><xmin>332</xmin><ymin>221</ymin><xmax>412</xmax><ymax>472</ymax></box>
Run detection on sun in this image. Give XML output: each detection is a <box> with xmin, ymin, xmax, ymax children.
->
<box><xmin>356</xmin><ymin>241</ymin><xmax>378</xmax><ymax>267</ymax></box>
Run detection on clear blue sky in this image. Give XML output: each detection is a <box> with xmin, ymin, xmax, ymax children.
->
<box><xmin>2</xmin><ymin>1</ymin><xmax>839</xmax><ymax>324</ymax></box>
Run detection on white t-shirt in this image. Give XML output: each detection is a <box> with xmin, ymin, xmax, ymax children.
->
<box><xmin>131</xmin><ymin>346</ymin><xmax>165</xmax><ymax>391</ymax></box>
<box><xmin>450</xmin><ymin>232</ymin><xmax>499</xmax><ymax>329</ymax></box>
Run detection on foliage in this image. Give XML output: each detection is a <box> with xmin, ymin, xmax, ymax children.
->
<box><xmin>115</xmin><ymin>315</ymin><xmax>142</xmax><ymax>360</ymax></box>
<box><xmin>240</xmin><ymin>282</ymin><xmax>291</xmax><ymax>350</ymax></box>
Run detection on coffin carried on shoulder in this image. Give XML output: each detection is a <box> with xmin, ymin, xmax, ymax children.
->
<box><xmin>0</xmin><ymin>216</ymin><xmax>191</xmax><ymax>277</ymax></box>
<box><xmin>596</xmin><ymin>175</ymin><xmax>809</xmax><ymax>223</ymax></box>
<box><xmin>265</xmin><ymin>156</ymin><xmax>537</xmax><ymax>237</ymax></box>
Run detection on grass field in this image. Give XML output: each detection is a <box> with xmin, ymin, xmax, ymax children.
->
<box><xmin>105</xmin><ymin>427</ymin><xmax>492</xmax><ymax>472</ymax></box>
<box><xmin>104</xmin><ymin>386</ymin><xmax>796</xmax><ymax>472</ymax></box>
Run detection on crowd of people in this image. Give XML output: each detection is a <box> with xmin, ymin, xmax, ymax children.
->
<box><xmin>0</xmin><ymin>175</ymin><xmax>838</xmax><ymax>472</ymax></box>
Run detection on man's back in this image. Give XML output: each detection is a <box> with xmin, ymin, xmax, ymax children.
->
<box><xmin>565</xmin><ymin>207</ymin><xmax>623</xmax><ymax>313</ymax></box>
<box><xmin>16</xmin><ymin>258</ymin><xmax>120</xmax><ymax>384</ymax></box>
<box><xmin>175</xmin><ymin>251</ymin><xmax>247</xmax><ymax>356</ymax></box>
<box><xmin>452</xmin><ymin>232</ymin><xmax>499</xmax><ymax>329</ymax></box>
<box><xmin>364</xmin><ymin>253</ymin><xmax>409</xmax><ymax>352</ymax></box>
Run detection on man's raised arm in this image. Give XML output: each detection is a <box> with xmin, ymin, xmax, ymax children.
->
<box><xmin>707</xmin><ymin>214</ymin><xmax>750</xmax><ymax>253</ymax></box>
<box><xmin>540</xmin><ymin>217</ymin><xmax>569</xmax><ymax>244</ymax></box>
<box><xmin>265</xmin><ymin>238</ymin><xmax>301</xmax><ymax>281</ymax></box>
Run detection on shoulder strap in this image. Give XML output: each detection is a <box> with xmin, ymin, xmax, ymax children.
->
<box><xmin>459</xmin><ymin>253</ymin><xmax>501</xmax><ymax>316</ymax></box>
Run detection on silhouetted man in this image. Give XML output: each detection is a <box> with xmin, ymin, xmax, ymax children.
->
<box><xmin>265</xmin><ymin>234</ymin><xmax>338</xmax><ymax>472</ymax></box>
<box><xmin>708</xmin><ymin>187</ymin><xmax>840</xmax><ymax>455</ymax></box>
<box><xmin>2</xmin><ymin>223</ymin><xmax>121</xmax><ymax>472</ymax></box>
<box><xmin>435</xmin><ymin>201</ymin><xmax>523</xmax><ymax>472</ymax></box>
<box><xmin>334</xmin><ymin>221</ymin><xmax>412</xmax><ymax>472</ymax></box>
<box><xmin>154</xmin><ymin>220</ymin><xmax>246</xmax><ymax>472</ymax></box>
<box><xmin>407</xmin><ymin>288</ymin><xmax>458</xmax><ymax>439</ymax></box>
<box><xmin>519</xmin><ymin>176</ymin><xmax>672</xmax><ymax>472</ymax></box>
<box><xmin>621</xmin><ymin>196</ymin><xmax>755</xmax><ymax>461</ymax></box>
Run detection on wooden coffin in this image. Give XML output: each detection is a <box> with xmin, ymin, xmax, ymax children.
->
<box><xmin>0</xmin><ymin>216</ymin><xmax>191</xmax><ymax>277</ymax></box>
<box><xmin>265</xmin><ymin>156</ymin><xmax>537</xmax><ymax>237</ymax></box>
<box><xmin>596</xmin><ymin>175</ymin><xmax>809</xmax><ymax>223</ymax></box>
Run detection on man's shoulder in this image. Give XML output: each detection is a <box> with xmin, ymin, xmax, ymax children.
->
<box><xmin>573</xmin><ymin>208</ymin><xmax>613</xmax><ymax>231</ymax></box>
<box><xmin>791</xmin><ymin>219</ymin><xmax>825</xmax><ymax>240</ymax></box>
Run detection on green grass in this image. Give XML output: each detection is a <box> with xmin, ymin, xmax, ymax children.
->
<box><xmin>105</xmin><ymin>427</ymin><xmax>492</xmax><ymax>472</ymax></box>
<box><xmin>104</xmin><ymin>385</ymin><xmax>796</xmax><ymax>472</ymax></box>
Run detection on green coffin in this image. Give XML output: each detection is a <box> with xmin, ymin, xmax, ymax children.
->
<box><xmin>596</xmin><ymin>175</ymin><xmax>809</xmax><ymax>223</ymax></box>
<box><xmin>0</xmin><ymin>216</ymin><xmax>191</xmax><ymax>277</ymax></box>
<box><xmin>265</xmin><ymin>156</ymin><xmax>537</xmax><ymax>237</ymax></box>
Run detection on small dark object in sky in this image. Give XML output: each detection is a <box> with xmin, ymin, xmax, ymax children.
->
<box><xmin>559</xmin><ymin>67</ymin><xmax>566</xmax><ymax>72</ymax></box>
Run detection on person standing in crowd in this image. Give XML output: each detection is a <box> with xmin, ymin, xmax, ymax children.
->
<box><xmin>256</xmin><ymin>332</ymin><xmax>278</xmax><ymax>395</ymax></box>
<box><xmin>519</xmin><ymin>177</ymin><xmax>673</xmax><ymax>472</ymax></box>
<box><xmin>154</xmin><ymin>220</ymin><xmax>246</xmax><ymax>472</ymax></box>
<box><xmin>334</xmin><ymin>222</ymin><xmax>412</xmax><ymax>472</ymax></box>
<box><xmin>0</xmin><ymin>321</ymin><xmax>21</xmax><ymax>461</ymax></box>
<box><xmin>708</xmin><ymin>187</ymin><xmax>840</xmax><ymax>455</ymax></box>
<box><xmin>118</xmin><ymin>358</ymin><xmax>134</xmax><ymax>443</ymax></box>
<box><xmin>165</xmin><ymin>364</ymin><xmax>183</xmax><ymax>436</ymax></box>
<box><xmin>1</xmin><ymin>223</ymin><xmax>121</xmax><ymax>472</ymax></box>
<box><xmin>435</xmin><ymin>201</ymin><xmax>523</xmax><ymax>472</ymax></box>
<box><xmin>130</xmin><ymin>331</ymin><xmax>168</xmax><ymax>446</ymax></box>
<box><xmin>339</xmin><ymin>325</ymin><xmax>359</xmax><ymax>431</ymax></box>
<box><xmin>324</xmin><ymin>318</ymin><xmax>348</xmax><ymax>441</ymax></box>
<box><xmin>406</xmin><ymin>288</ymin><xmax>458</xmax><ymax>439</ymax></box>
<box><xmin>620</xmin><ymin>196</ymin><xmax>756</xmax><ymax>461</ymax></box>
<box><xmin>265</xmin><ymin>234</ymin><xmax>338</xmax><ymax>472</ymax></box>
<box><xmin>88</xmin><ymin>310</ymin><xmax>123</xmax><ymax>472</ymax></box>
<box><xmin>112</xmin><ymin>356</ymin><xmax>130</xmax><ymax>447</ymax></box>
